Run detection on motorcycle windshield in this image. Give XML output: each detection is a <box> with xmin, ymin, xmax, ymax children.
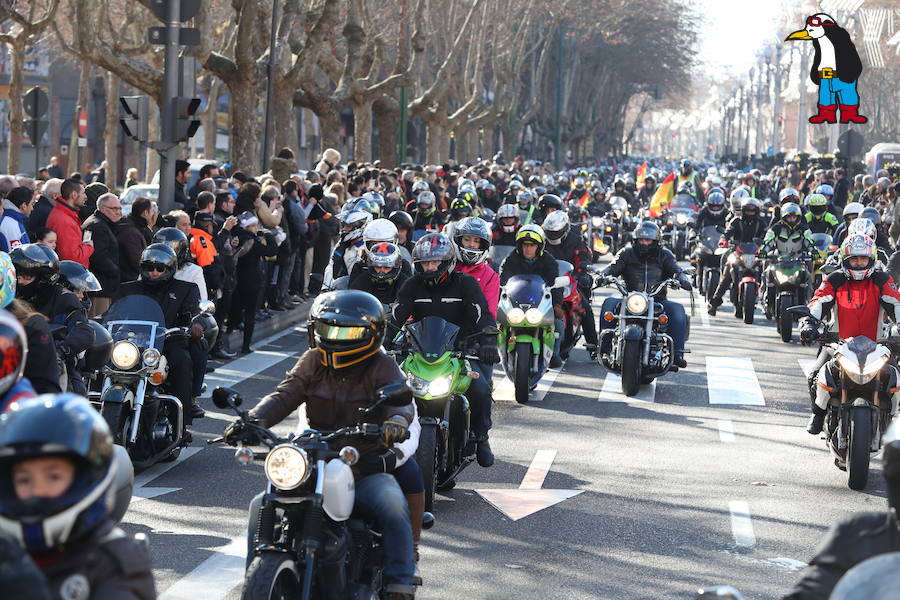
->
<box><xmin>735</xmin><ymin>242</ymin><xmax>759</xmax><ymax>256</ymax></box>
<box><xmin>489</xmin><ymin>245</ymin><xmax>514</xmax><ymax>267</ymax></box>
<box><xmin>104</xmin><ymin>295</ymin><xmax>166</xmax><ymax>350</ymax></box>
<box><xmin>699</xmin><ymin>225</ymin><xmax>720</xmax><ymax>247</ymax></box>
<box><xmin>406</xmin><ymin>317</ymin><xmax>460</xmax><ymax>361</ymax></box>
<box><xmin>671</xmin><ymin>195</ymin><xmax>697</xmax><ymax>211</ymax></box>
<box><xmin>777</xmin><ymin>258</ymin><xmax>802</xmax><ymax>275</ymax></box>
<box><xmin>505</xmin><ymin>275</ymin><xmax>546</xmax><ymax>306</ymax></box>
<box><xmin>811</xmin><ymin>233</ymin><xmax>832</xmax><ymax>252</ymax></box>
<box><xmin>610</xmin><ymin>197</ymin><xmax>628</xmax><ymax>211</ymax></box>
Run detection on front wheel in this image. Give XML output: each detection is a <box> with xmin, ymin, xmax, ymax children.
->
<box><xmin>242</xmin><ymin>553</ymin><xmax>301</xmax><ymax>600</ymax></box>
<box><xmin>514</xmin><ymin>342</ymin><xmax>532</xmax><ymax>404</ymax></box>
<box><xmin>778</xmin><ymin>298</ymin><xmax>793</xmax><ymax>343</ymax></box>
<box><xmin>620</xmin><ymin>338</ymin><xmax>642</xmax><ymax>397</ymax></box>
<box><xmin>414</xmin><ymin>423</ymin><xmax>440</xmax><ymax>512</ymax></box>
<box><xmin>847</xmin><ymin>406</ymin><xmax>872</xmax><ymax>490</ymax></box>
<box><xmin>742</xmin><ymin>283</ymin><xmax>756</xmax><ymax>325</ymax></box>
<box><xmin>101</xmin><ymin>402</ymin><xmax>131</xmax><ymax>446</ymax></box>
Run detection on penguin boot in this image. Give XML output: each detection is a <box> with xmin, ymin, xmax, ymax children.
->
<box><xmin>808</xmin><ymin>104</ymin><xmax>837</xmax><ymax>124</ymax></box>
<box><xmin>839</xmin><ymin>105</ymin><xmax>868</xmax><ymax>124</ymax></box>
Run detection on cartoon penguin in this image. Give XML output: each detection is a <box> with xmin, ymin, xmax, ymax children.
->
<box><xmin>785</xmin><ymin>13</ymin><xmax>867</xmax><ymax>124</ymax></box>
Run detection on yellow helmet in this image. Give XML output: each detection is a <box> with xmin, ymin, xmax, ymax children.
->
<box><xmin>515</xmin><ymin>224</ymin><xmax>546</xmax><ymax>255</ymax></box>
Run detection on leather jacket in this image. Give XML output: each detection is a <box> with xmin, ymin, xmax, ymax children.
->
<box><xmin>601</xmin><ymin>245</ymin><xmax>682</xmax><ymax>300</ymax></box>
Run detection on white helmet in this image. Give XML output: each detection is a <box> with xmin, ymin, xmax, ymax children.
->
<box><xmin>458</xmin><ymin>179</ymin><xmax>476</xmax><ymax>194</ymax></box>
<box><xmin>411</xmin><ymin>180</ymin><xmax>429</xmax><ymax>194</ymax></box>
<box><xmin>542</xmin><ymin>211</ymin><xmax>570</xmax><ymax>245</ymax></box>
<box><xmin>842</xmin><ymin>202</ymin><xmax>864</xmax><ymax>220</ymax></box>
<box><xmin>339</xmin><ymin>210</ymin><xmax>372</xmax><ymax>244</ymax></box>
<box><xmin>497</xmin><ymin>204</ymin><xmax>519</xmax><ymax>233</ymax></box>
<box><xmin>847</xmin><ymin>218</ymin><xmax>876</xmax><ymax>239</ymax></box>
<box><xmin>730</xmin><ymin>187</ymin><xmax>750</xmax><ymax>201</ymax></box>
<box><xmin>363</xmin><ymin>218</ymin><xmax>398</xmax><ymax>246</ymax></box>
<box><xmin>840</xmin><ymin>234</ymin><xmax>877</xmax><ymax>281</ymax></box>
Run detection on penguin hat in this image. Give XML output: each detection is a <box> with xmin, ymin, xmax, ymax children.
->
<box><xmin>785</xmin><ymin>13</ymin><xmax>867</xmax><ymax>125</ymax></box>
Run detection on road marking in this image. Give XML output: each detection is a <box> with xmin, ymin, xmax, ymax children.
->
<box><xmin>706</xmin><ymin>357</ymin><xmax>765</xmax><ymax>405</ymax></box>
<box><xmin>476</xmin><ymin>450</ymin><xmax>583</xmax><ymax>521</ymax></box>
<box><xmin>132</xmin><ymin>447</ymin><xmax>203</xmax><ymax>501</ymax></box>
<box><xmin>798</xmin><ymin>358</ymin><xmax>817</xmax><ymax>377</ymax></box>
<box><xmin>201</xmin><ymin>350</ymin><xmax>297</xmax><ymax>398</ymax></box>
<box><xmin>597</xmin><ymin>372</ymin><xmax>656</xmax><ymax>403</ymax></box>
<box><xmin>699</xmin><ymin>309</ymin><xmax>710</xmax><ymax>329</ymax></box>
<box><xmin>158</xmin><ymin>531</ymin><xmax>246</xmax><ymax>600</ymax></box>
<box><xmin>728</xmin><ymin>501</ymin><xmax>757</xmax><ymax>548</ymax></box>
<box><xmin>494</xmin><ymin>367</ymin><xmax>561</xmax><ymax>403</ymax></box>
<box><xmin>718</xmin><ymin>419</ymin><xmax>736</xmax><ymax>443</ymax></box>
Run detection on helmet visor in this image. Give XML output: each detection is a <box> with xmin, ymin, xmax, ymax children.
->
<box><xmin>315</xmin><ymin>323</ymin><xmax>369</xmax><ymax>341</ymax></box>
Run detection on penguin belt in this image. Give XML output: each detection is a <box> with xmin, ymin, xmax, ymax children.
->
<box><xmin>819</xmin><ymin>68</ymin><xmax>835</xmax><ymax>79</ymax></box>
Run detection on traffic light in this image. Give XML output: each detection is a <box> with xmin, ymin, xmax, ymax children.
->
<box><xmin>119</xmin><ymin>96</ymin><xmax>149</xmax><ymax>142</ymax></box>
<box><xmin>171</xmin><ymin>97</ymin><xmax>200</xmax><ymax>142</ymax></box>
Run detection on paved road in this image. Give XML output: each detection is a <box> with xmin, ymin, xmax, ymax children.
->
<box><xmin>120</xmin><ymin>257</ymin><xmax>889</xmax><ymax>600</ymax></box>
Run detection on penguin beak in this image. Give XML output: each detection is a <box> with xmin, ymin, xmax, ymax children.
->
<box><xmin>785</xmin><ymin>29</ymin><xmax>813</xmax><ymax>41</ymax></box>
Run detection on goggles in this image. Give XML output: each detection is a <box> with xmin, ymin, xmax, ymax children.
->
<box><xmin>806</xmin><ymin>16</ymin><xmax>834</xmax><ymax>27</ymax></box>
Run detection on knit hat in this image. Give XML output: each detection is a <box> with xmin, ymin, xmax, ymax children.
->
<box><xmin>307</xmin><ymin>184</ymin><xmax>324</xmax><ymax>201</ymax></box>
<box><xmin>84</xmin><ymin>182</ymin><xmax>109</xmax><ymax>205</ymax></box>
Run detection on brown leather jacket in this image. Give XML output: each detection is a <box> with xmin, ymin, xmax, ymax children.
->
<box><xmin>249</xmin><ymin>350</ymin><xmax>414</xmax><ymax>458</ymax></box>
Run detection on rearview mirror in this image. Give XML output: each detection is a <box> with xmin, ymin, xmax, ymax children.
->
<box><xmin>552</xmin><ymin>276</ymin><xmax>569</xmax><ymax>289</ymax></box>
<box><xmin>375</xmin><ymin>382</ymin><xmax>413</xmax><ymax>407</ymax></box>
<box><xmin>199</xmin><ymin>300</ymin><xmax>216</xmax><ymax>314</ymax></box>
<box><xmin>212</xmin><ymin>386</ymin><xmax>243</xmax><ymax>409</ymax></box>
<box><xmin>787</xmin><ymin>305</ymin><xmax>810</xmax><ymax>317</ymax></box>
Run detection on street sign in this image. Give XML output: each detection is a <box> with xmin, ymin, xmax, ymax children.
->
<box><xmin>78</xmin><ymin>107</ymin><xmax>88</xmax><ymax>137</ymax></box>
<box><xmin>148</xmin><ymin>26</ymin><xmax>200</xmax><ymax>45</ymax></box>
<box><xmin>22</xmin><ymin>87</ymin><xmax>49</xmax><ymax>119</ymax></box>
<box><xmin>24</xmin><ymin>119</ymin><xmax>48</xmax><ymax>145</ymax></box>
<box><xmin>150</xmin><ymin>0</ymin><xmax>201</xmax><ymax>23</ymax></box>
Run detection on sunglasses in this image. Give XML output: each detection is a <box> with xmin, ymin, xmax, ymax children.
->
<box><xmin>805</xmin><ymin>16</ymin><xmax>833</xmax><ymax>27</ymax></box>
<box><xmin>141</xmin><ymin>262</ymin><xmax>168</xmax><ymax>273</ymax></box>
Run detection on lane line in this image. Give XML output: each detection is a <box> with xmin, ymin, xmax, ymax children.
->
<box><xmin>201</xmin><ymin>349</ymin><xmax>299</xmax><ymax>398</ymax></box>
<box><xmin>717</xmin><ymin>419</ymin><xmax>736</xmax><ymax>443</ymax></box>
<box><xmin>519</xmin><ymin>449</ymin><xmax>557</xmax><ymax>489</ymax></box>
<box><xmin>493</xmin><ymin>368</ymin><xmax>562</xmax><ymax>403</ymax></box>
<box><xmin>597</xmin><ymin>372</ymin><xmax>656</xmax><ymax>403</ymax></box>
<box><xmin>699</xmin><ymin>309</ymin><xmax>710</xmax><ymax>329</ymax></box>
<box><xmin>798</xmin><ymin>358</ymin><xmax>817</xmax><ymax>378</ymax></box>
<box><xmin>728</xmin><ymin>501</ymin><xmax>757</xmax><ymax>548</ymax></box>
<box><xmin>158</xmin><ymin>531</ymin><xmax>246</xmax><ymax>600</ymax></box>
<box><xmin>706</xmin><ymin>357</ymin><xmax>766</xmax><ymax>405</ymax></box>
<box><xmin>132</xmin><ymin>447</ymin><xmax>203</xmax><ymax>502</ymax></box>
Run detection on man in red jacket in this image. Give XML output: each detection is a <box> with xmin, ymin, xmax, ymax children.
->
<box><xmin>45</xmin><ymin>178</ymin><xmax>93</xmax><ymax>267</ymax></box>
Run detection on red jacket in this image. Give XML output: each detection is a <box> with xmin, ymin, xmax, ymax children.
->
<box><xmin>808</xmin><ymin>271</ymin><xmax>900</xmax><ymax>340</ymax></box>
<box><xmin>455</xmin><ymin>262</ymin><xmax>499</xmax><ymax>318</ymax></box>
<box><xmin>46</xmin><ymin>200</ymin><xmax>93</xmax><ymax>267</ymax></box>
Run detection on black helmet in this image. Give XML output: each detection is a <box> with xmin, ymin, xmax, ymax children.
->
<box><xmin>537</xmin><ymin>194</ymin><xmax>563</xmax><ymax>219</ymax></box>
<box><xmin>632</xmin><ymin>221</ymin><xmax>661</xmax><ymax>259</ymax></box>
<box><xmin>191</xmin><ymin>312</ymin><xmax>219</xmax><ymax>349</ymax></box>
<box><xmin>0</xmin><ymin>310</ymin><xmax>27</xmax><ymax>399</ymax></box>
<box><xmin>0</xmin><ymin>394</ymin><xmax>115</xmax><ymax>554</ymax></box>
<box><xmin>680</xmin><ymin>159</ymin><xmax>692</xmax><ymax>175</ymax></box>
<box><xmin>10</xmin><ymin>244</ymin><xmax>59</xmax><ymax>300</ymax></box>
<box><xmin>307</xmin><ymin>290</ymin><xmax>386</xmax><ymax>369</ymax></box>
<box><xmin>58</xmin><ymin>260</ymin><xmax>102</xmax><ymax>294</ymax></box>
<box><xmin>366</xmin><ymin>241</ymin><xmax>403</xmax><ymax>285</ymax></box>
<box><xmin>449</xmin><ymin>198</ymin><xmax>473</xmax><ymax>221</ymax></box>
<box><xmin>412</xmin><ymin>233</ymin><xmax>456</xmax><ymax>288</ymax></box>
<box><xmin>82</xmin><ymin>321</ymin><xmax>113</xmax><ymax>372</ymax></box>
<box><xmin>883</xmin><ymin>421</ymin><xmax>900</xmax><ymax>520</ymax></box>
<box><xmin>388</xmin><ymin>210</ymin><xmax>414</xmax><ymax>234</ymax></box>
<box><xmin>453</xmin><ymin>217</ymin><xmax>491</xmax><ymax>266</ymax></box>
<box><xmin>152</xmin><ymin>227</ymin><xmax>190</xmax><ymax>267</ymax></box>
<box><xmin>139</xmin><ymin>243</ymin><xmax>177</xmax><ymax>287</ymax></box>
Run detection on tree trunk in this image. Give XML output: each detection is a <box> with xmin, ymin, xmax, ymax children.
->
<box><xmin>455</xmin><ymin>126</ymin><xmax>470</xmax><ymax>163</ymax></box>
<box><xmin>273</xmin><ymin>79</ymin><xmax>296</xmax><ymax>156</ymax></box>
<box><xmin>372</xmin><ymin>95</ymin><xmax>398</xmax><ymax>168</ymax></box>
<box><xmin>104</xmin><ymin>72</ymin><xmax>119</xmax><ymax>189</ymax></box>
<box><xmin>145</xmin><ymin>97</ymin><xmax>160</xmax><ymax>181</ymax></box>
<box><xmin>318</xmin><ymin>111</ymin><xmax>341</xmax><ymax>155</ymax></box>
<box><xmin>352</xmin><ymin>98</ymin><xmax>373</xmax><ymax>163</ymax></box>
<box><xmin>203</xmin><ymin>78</ymin><xmax>221</xmax><ymax>160</ymax></box>
<box><xmin>425</xmin><ymin>119</ymin><xmax>443</xmax><ymax>164</ymax></box>
<box><xmin>69</xmin><ymin>61</ymin><xmax>91</xmax><ymax>178</ymax></box>
<box><xmin>228</xmin><ymin>76</ymin><xmax>259</xmax><ymax>174</ymax></box>
<box><xmin>7</xmin><ymin>39</ymin><xmax>26</xmax><ymax>174</ymax></box>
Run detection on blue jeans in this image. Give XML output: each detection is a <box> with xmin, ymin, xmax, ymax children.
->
<box><xmin>818</xmin><ymin>77</ymin><xmax>859</xmax><ymax>106</ymax></box>
<box><xmin>598</xmin><ymin>298</ymin><xmax>687</xmax><ymax>358</ymax></box>
<box><xmin>468</xmin><ymin>360</ymin><xmax>493</xmax><ymax>438</ymax></box>
<box><xmin>393</xmin><ymin>458</ymin><xmax>425</xmax><ymax>495</ymax></box>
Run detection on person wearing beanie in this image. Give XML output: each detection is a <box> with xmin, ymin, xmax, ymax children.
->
<box><xmin>267</xmin><ymin>147</ymin><xmax>297</xmax><ymax>185</ymax></box>
<box><xmin>0</xmin><ymin>187</ymin><xmax>33</xmax><ymax>251</ymax></box>
<box><xmin>80</xmin><ymin>181</ymin><xmax>108</xmax><ymax>222</ymax></box>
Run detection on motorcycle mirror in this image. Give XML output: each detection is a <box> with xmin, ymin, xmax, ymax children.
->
<box><xmin>199</xmin><ymin>300</ymin><xmax>216</xmax><ymax>314</ymax></box>
<box><xmin>786</xmin><ymin>305</ymin><xmax>811</xmax><ymax>317</ymax></box>
<box><xmin>695</xmin><ymin>585</ymin><xmax>744</xmax><ymax>600</ymax></box>
<box><xmin>375</xmin><ymin>382</ymin><xmax>414</xmax><ymax>408</ymax></box>
<box><xmin>830</xmin><ymin>553</ymin><xmax>900</xmax><ymax>600</ymax></box>
<box><xmin>552</xmin><ymin>275</ymin><xmax>569</xmax><ymax>289</ymax></box>
<box><xmin>212</xmin><ymin>386</ymin><xmax>243</xmax><ymax>409</ymax></box>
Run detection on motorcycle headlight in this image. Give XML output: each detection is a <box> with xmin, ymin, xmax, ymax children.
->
<box><xmin>592</xmin><ymin>216</ymin><xmax>604</xmax><ymax>227</ymax></box>
<box><xmin>264</xmin><ymin>444</ymin><xmax>310</xmax><ymax>490</ymax></box>
<box><xmin>741</xmin><ymin>255</ymin><xmax>756</xmax><ymax>269</ymax></box>
<box><xmin>676</xmin><ymin>213</ymin><xmax>688</xmax><ymax>224</ymax></box>
<box><xmin>142</xmin><ymin>348</ymin><xmax>161</xmax><ymax>368</ymax></box>
<box><xmin>625</xmin><ymin>293</ymin><xmax>648</xmax><ymax>314</ymax></box>
<box><xmin>605</xmin><ymin>226</ymin><xmax>612</xmax><ymax>232</ymax></box>
<box><xmin>406</xmin><ymin>373</ymin><xmax>429</xmax><ymax>395</ymax></box>
<box><xmin>862</xmin><ymin>354</ymin><xmax>889</xmax><ymax>376</ymax></box>
<box><xmin>111</xmin><ymin>341</ymin><xmax>140</xmax><ymax>370</ymax></box>
<box><xmin>427</xmin><ymin>376</ymin><xmax>452</xmax><ymax>397</ymax></box>
<box><xmin>525</xmin><ymin>308</ymin><xmax>544</xmax><ymax>324</ymax></box>
<box><xmin>507</xmin><ymin>307</ymin><xmax>526</xmax><ymax>324</ymax></box>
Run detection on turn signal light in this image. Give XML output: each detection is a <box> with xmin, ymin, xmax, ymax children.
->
<box><xmin>149</xmin><ymin>371</ymin><xmax>166</xmax><ymax>385</ymax></box>
<box><xmin>658</xmin><ymin>314</ymin><xmax>668</xmax><ymax>324</ymax></box>
<box><xmin>603</xmin><ymin>311</ymin><xmax>615</xmax><ymax>321</ymax></box>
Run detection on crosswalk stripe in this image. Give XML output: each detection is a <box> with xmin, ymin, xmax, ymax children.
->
<box><xmin>158</xmin><ymin>531</ymin><xmax>246</xmax><ymax>600</ymax></box>
<box><xmin>717</xmin><ymin>419</ymin><xmax>736</xmax><ymax>442</ymax></box>
<box><xmin>494</xmin><ymin>367</ymin><xmax>562</xmax><ymax>403</ymax></box>
<box><xmin>706</xmin><ymin>356</ymin><xmax>766</xmax><ymax>405</ymax></box>
<box><xmin>728</xmin><ymin>501</ymin><xmax>757</xmax><ymax>548</ymax></box>
<box><xmin>798</xmin><ymin>358</ymin><xmax>817</xmax><ymax>378</ymax></box>
<box><xmin>597</xmin><ymin>372</ymin><xmax>656</xmax><ymax>403</ymax></box>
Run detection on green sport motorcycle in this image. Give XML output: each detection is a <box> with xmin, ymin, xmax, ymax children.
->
<box><xmin>397</xmin><ymin>316</ymin><xmax>479</xmax><ymax>512</ymax></box>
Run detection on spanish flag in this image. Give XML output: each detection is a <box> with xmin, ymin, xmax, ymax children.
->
<box><xmin>648</xmin><ymin>172</ymin><xmax>675</xmax><ymax>218</ymax></box>
<box><xmin>636</xmin><ymin>162</ymin><xmax>648</xmax><ymax>189</ymax></box>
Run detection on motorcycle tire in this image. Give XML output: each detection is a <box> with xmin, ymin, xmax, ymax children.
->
<box><xmin>778</xmin><ymin>301</ymin><xmax>793</xmax><ymax>343</ymax></box>
<box><xmin>742</xmin><ymin>285</ymin><xmax>756</xmax><ymax>325</ymax></box>
<box><xmin>620</xmin><ymin>339</ymin><xmax>642</xmax><ymax>397</ymax></box>
<box><xmin>101</xmin><ymin>402</ymin><xmax>131</xmax><ymax>446</ymax></box>
<box><xmin>847</xmin><ymin>406</ymin><xmax>872</xmax><ymax>491</ymax></box>
<box><xmin>706</xmin><ymin>270</ymin><xmax>720</xmax><ymax>305</ymax></box>
<box><xmin>161</xmin><ymin>446</ymin><xmax>182</xmax><ymax>463</ymax></box>
<box><xmin>241</xmin><ymin>552</ymin><xmax>301</xmax><ymax>600</ymax></box>
<box><xmin>514</xmin><ymin>342</ymin><xmax>531</xmax><ymax>404</ymax></box>
<box><xmin>415</xmin><ymin>424</ymin><xmax>440</xmax><ymax>513</ymax></box>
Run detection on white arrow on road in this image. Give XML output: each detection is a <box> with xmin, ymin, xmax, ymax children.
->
<box><xmin>132</xmin><ymin>447</ymin><xmax>203</xmax><ymax>501</ymax></box>
<box><xmin>476</xmin><ymin>449</ymin><xmax>583</xmax><ymax>521</ymax></box>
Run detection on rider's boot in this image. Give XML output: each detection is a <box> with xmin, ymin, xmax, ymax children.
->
<box><xmin>673</xmin><ymin>353</ymin><xmax>687</xmax><ymax>369</ymax></box>
<box><xmin>549</xmin><ymin>354</ymin><xmax>563</xmax><ymax>368</ymax></box>
<box><xmin>405</xmin><ymin>492</ymin><xmax>425</xmax><ymax>586</ymax></box>
<box><xmin>476</xmin><ymin>436</ymin><xmax>495</xmax><ymax>468</ymax></box>
<box><xmin>807</xmin><ymin>409</ymin><xmax>826</xmax><ymax>435</ymax></box>
<box><xmin>585</xmin><ymin>343</ymin><xmax>598</xmax><ymax>362</ymax></box>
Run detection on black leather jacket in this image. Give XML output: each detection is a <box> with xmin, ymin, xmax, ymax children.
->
<box><xmin>601</xmin><ymin>245</ymin><xmax>682</xmax><ymax>300</ymax></box>
<box><xmin>723</xmin><ymin>215</ymin><xmax>768</xmax><ymax>244</ymax></box>
<box><xmin>783</xmin><ymin>512</ymin><xmax>900</xmax><ymax>600</ymax></box>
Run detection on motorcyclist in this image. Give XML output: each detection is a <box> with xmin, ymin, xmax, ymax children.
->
<box><xmin>596</xmin><ymin>221</ymin><xmax>691</xmax><ymax>368</ymax></box>
<box><xmin>57</xmin><ymin>260</ymin><xmax>101</xmax><ymax>315</ymax></box>
<box><xmin>636</xmin><ymin>175</ymin><xmax>656</xmax><ymax>207</ymax></box>
<box><xmin>769</xmin><ymin>188</ymin><xmax>802</xmax><ymax>226</ymax></box>
<box><xmin>478</xmin><ymin>181</ymin><xmax>500</xmax><ymax>213</ymax></box>
<box><xmin>504</xmin><ymin>178</ymin><xmax>524</xmax><ymax>205</ymax></box>
<box><xmin>10</xmin><ymin>244</ymin><xmax>93</xmax><ymax>395</ymax></box>
<box><xmin>443</xmin><ymin>198</ymin><xmax>474</xmax><ymax>240</ymax></box>
<box><xmin>565</xmin><ymin>177</ymin><xmax>589</xmax><ymax>207</ymax></box>
<box><xmin>452</xmin><ymin>217</ymin><xmax>500</xmax><ymax>318</ymax></box>
<box><xmin>802</xmin><ymin>234</ymin><xmax>900</xmax><ymax>435</ymax></box>
<box><xmin>409</xmin><ymin>191</ymin><xmax>444</xmax><ymax>236</ymax></box>
<box><xmin>693</xmin><ymin>191</ymin><xmax>728</xmax><ymax>231</ymax></box>
<box><xmin>585</xmin><ymin>185</ymin><xmax>611</xmax><ymax>216</ymax></box>
<box><xmin>729</xmin><ymin>187</ymin><xmax>751</xmax><ymax>220</ymax></box>
<box><xmin>516</xmin><ymin>189</ymin><xmax>537</xmax><ymax>226</ymax></box>
<box><xmin>804</xmin><ymin>193</ymin><xmax>839</xmax><ymax>236</ymax></box>
<box><xmin>781</xmin><ymin>420</ymin><xmax>900</xmax><ymax>600</ymax></box>
<box><xmin>536</xmin><ymin>194</ymin><xmax>564</xmax><ymax>225</ymax></box>
<box><xmin>499</xmin><ymin>225</ymin><xmax>566</xmax><ymax>369</ymax></box>
<box><xmin>388</xmin><ymin>210</ymin><xmax>415</xmax><ymax>262</ymax></box>
<box><xmin>759</xmin><ymin>202</ymin><xmax>816</xmax><ymax>316</ymax></box>
<box><xmin>116</xmin><ymin>244</ymin><xmax>202</xmax><ymax>438</ymax></box>
<box><xmin>349</xmin><ymin>242</ymin><xmax>410</xmax><ymax>305</ymax></box>
<box><xmin>0</xmin><ymin>393</ymin><xmax>155</xmax><ymax>599</ymax></box>
<box><xmin>677</xmin><ymin>159</ymin><xmax>703</xmax><ymax>196</ymax></box>
<box><xmin>0</xmin><ymin>310</ymin><xmax>36</xmax><ymax>412</ymax></box>
<box><xmin>391</xmin><ymin>234</ymin><xmax>499</xmax><ymax>467</ymax></box>
<box><xmin>832</xmin><ymin>202</ymin><xmax>864</xmax><ymax>246</ymax></box>
<box><xmin>612</xmin><ymin>178</ymin><xmax>637</xmax><ymax>214</ymax></box>
<box><xmin>324</xmin><ymin>209</ymin><xmax>372</xmax><ymax>289</ymax></box>
<box><xmin>707</xmin><ymin>198</ymin><xmax>768</xmax><ymax>316</ymax></box>
<box><xmin>542</xmin><ymin>211</ymin><xmax>599</xmax><ymax>360</ymax></box>
<box><xmin>492</xmin><ymin>204</ymin><xmax>519</xmax><ymax>246</ymax></box>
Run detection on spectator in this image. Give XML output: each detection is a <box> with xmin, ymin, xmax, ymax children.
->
<box><xmin>36</xmin><ymin>167</ymin><xmax>49</xmax><ymax>181</ymax></box>
<box><xmin>0</xmin><ymin>187</ymin><xmax>33</xmax><ymax>251</ymax></box>
<box><xmin>167</xmin><ymin>210</ymin><xmax>191</xmax><ymax>236</ymax></box>
<box><xmin>27</xmin><ymin>178</ymin><xmax>61</xmax><ymax>241</ymax></box>
<box><xmin>81</xmin><ymin>193</ymin><xmax>122</xmax><ymax>316</ymax></box>
<box><xmin>33</xmin><ymin>227</ymin><xmax>56</xmax><ymax>251</ymax></box>
<box><xmin>80</xmin><ymin>182</ymin><xmax>109</xmax><ymax>223</ymax></box>
<box><xmin>267</xmin><ymin>147</ymin><xmax>297</xmax><ymax>184</ymax></box>
<box><xmin>116</xmin><ymin>196</ymin><xmax>154</xmax><ymax>283</ymax></box>
<box><xmin>211</xmin><ymin>192</ymin><xmax>239</xmax><ymax>359</ymax></box>
<box><xmin>195</xmin><ymin>190</ymin><xmax>216</xmax><ymax>215</ymax></box>
<box><xmin>189</xmin><ymin>177</ymin><xmax>216</xmax><ymax>208</ymax></box>
<box><xmin>307</xmin><ymin>184</ymin><xmax>338</xmax><ymax>295</ymax></box>
<box><xmin>316</xmin><ymin>148</ymin><xmax>341</xmax><ymax>177</ymax></box>
<box><xmin>833</xmin><ymin>167</ymin><xmax>850</xmax><ymax>209</ymax></box>
<box><xmin>46</xmin><ymin>178</ymin><xmax>93</xmax><ymax>266</ymax></box>
<box><xmin>0</xmin><ymin>175</ymin><xmax>17</xmax><ymax>198</ymax></box>
<box><xmin>174</xmin><ymin>159</ymin><xmax>190</xmax><ymax>209</ymax></box>
<box><xmin>189</xmin><ymin>212</ymin><xmax>222</xmax><ymax>300</ymax></box>
<box><xmin>46</xmin><ymin>156</ymin><xmax>64</xmax><ymax>179</ymax></box>
<box><xmin>124</xmin><ymin>168</ymin><xmax>140</xmax><ymax>188</ymax></box>
<box><xmin>231</xmin><ymin>212</ymin><xmax>278</xmax><ymax>354</ymax></box>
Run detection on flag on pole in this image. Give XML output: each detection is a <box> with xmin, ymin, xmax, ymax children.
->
<box><xmin>636</xmin><ymin>162</ymin><xmax>648</xmax><ymax>190</ymax></box>
<box><xmin>576</xmin><ymin>190</ymin><xmax>591</xmax><ymax>208</ymax></box>
<box><xmin>648</xmin><ymin>172</ymin><xmax>675</xmax><ymax>218</ymax></box>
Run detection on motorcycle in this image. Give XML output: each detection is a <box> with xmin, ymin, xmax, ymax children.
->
<box><xmin>810</xmin><ymin>233</ymin><xmax>833</xmax><ymax>289</ymax></box>
<box><xmin>589</xmin><ymin>213</ymin><xmax>615</xmax><ymax>258</ymax></box>
<box><xmin>691</xmin><ymin>225</ymin><xmax>722</xmax><ymax>302</ymax></box>
<box><xmin>209</xmin><ymin>384</ymin><xmax>415</xmax><ymax>600</ymax></box>
<box><xmin>557</xmin><ymin>261</ymin><xmax>584</xmax><ymax>360</ymax></box>
<box><xmin>762</xmin><ymin>252</ymin><xmax>811</xmax><ymax>342</ymax></box>
<box><xmin>497</xmin><ymin>266</ymin><xmax>569</xmax><ymax>404</ymax></box>
<box><xmin>790</xmin><ymin>306</ymin><xmax>894</xmax><ymax>490</ymax></box>
<box><xmin>597</xmin><ymin>274</ymin><xmax>689</xmax><ymax>397</ymax></box>
<box><xmin>396</xmin><ymin>317</ymin><xmax>479</xmax><ymax>512</ymax></box>
<box><xmin>90</xmin><ymin>295</ymin><xmax>187</xmax><ymax>469</ymax></box>
<box><xmin>726</xmin><ymin>240</ymin><xmax>762</xmax><ymax>325</ymax></box>
<box><xmin>660</xmin><ymin>194</ymin><xmax>697</xmax><ymax>261</ymax></box>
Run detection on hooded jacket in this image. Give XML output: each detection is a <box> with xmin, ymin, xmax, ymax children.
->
<box><xmin>455</xmin><ymin>262</ymin><xmax>500</xmax><ymax>318</ymax></box>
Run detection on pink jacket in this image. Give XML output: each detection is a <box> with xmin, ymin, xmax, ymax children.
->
<box><xmin>456</xmin><ymin>262</ymin><xmax>499</xmax><ymax>318</ymax></box>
